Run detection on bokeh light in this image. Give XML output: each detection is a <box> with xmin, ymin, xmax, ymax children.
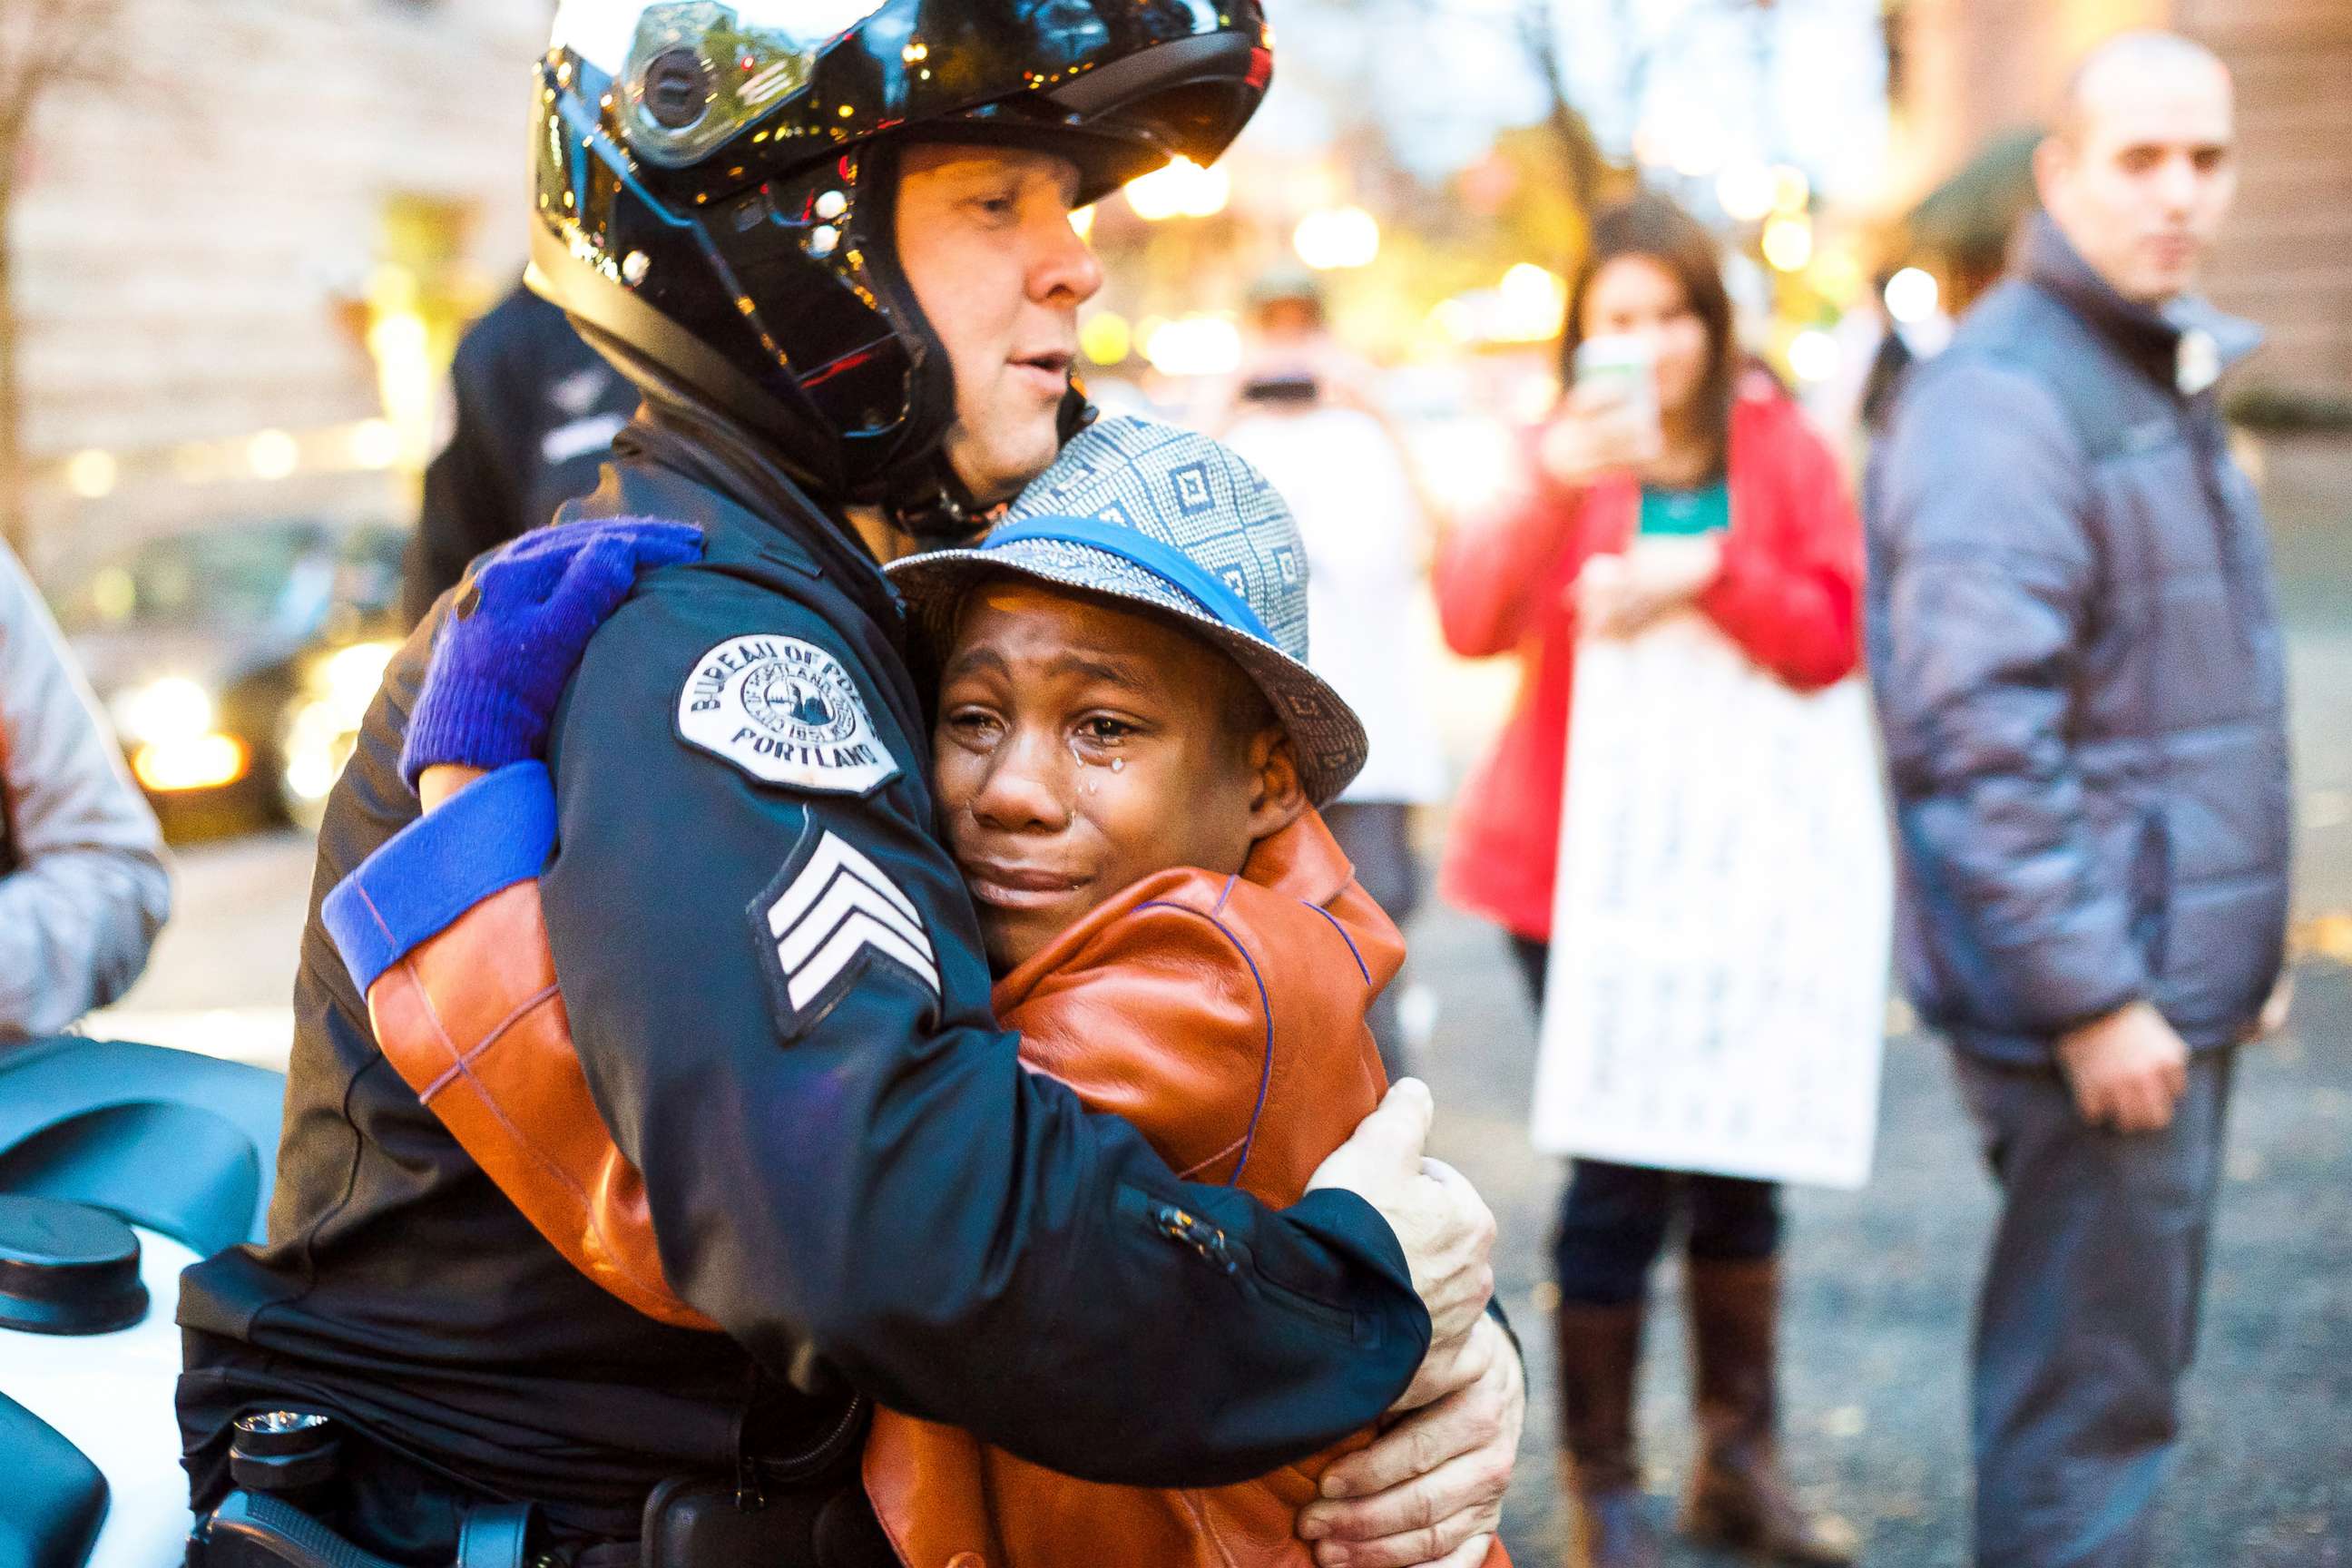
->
<box><xmin>1885</xmin><ymin>267</ymin><xmax>1942</xmax><ymax>324</ymax></box>
<box><xmin>1293</xmin><ymin>207</ymin><xmax>1381</xmax><ymax>271</ymax></box>
<box><xmin>1123</xmin><ymin>157</ymin><xmax>1229</xmax><ymax>221</ymax></box>
<box><xmin>65</xmin><ymin>449</ymin><xmax>117</xmax><ymax>499</ymax></box>
<box><xmin>1788</xmin><ymin>328</ymin><xmax>1840</xmax><ymax>384</ymax></box>
<box><xmin>1760</xmin><ymin>215</ymin><xmax>1815</xmax><ymax>273</ymax></box>
<box><xmin>248</xmin><ymin>429</ymin><xmax>300</xmax><ymax>481</ymax></box>
<box><xmin>1717</xmin><ymin>162</ymin><xmax>1777</xmax><ymax>223</ymax></box>
<box><xmin>1141</xmin><ymin>315</ymin><xmax>1240</xmax><ymax>377</ymax></box>
<box><xmin>1079</xmin><ymin>311</ymin><xmax>1132</xmax><ymax>366</ymax></box>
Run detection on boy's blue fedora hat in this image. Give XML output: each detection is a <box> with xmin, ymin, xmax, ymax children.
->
<box><xmin>887</xmin><ymin>416</ymin><xmax>1369</xmax><ymax>806</ymax></box>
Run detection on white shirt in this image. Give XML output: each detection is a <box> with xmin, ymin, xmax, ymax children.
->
<box><xmin>1223</xmin><ymin>406</ymin><xmax>1446</xmax><ymax>805</ymax></box>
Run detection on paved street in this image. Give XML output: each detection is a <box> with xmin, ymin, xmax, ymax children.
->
<box><xmin>91</xmin><ymin>475</ymin><xmax>2352</xmax><ymax>1564</ymax></box>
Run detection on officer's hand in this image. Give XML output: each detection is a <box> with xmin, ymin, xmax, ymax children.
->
<box><xmin>402</xmin><ymin>518</ymin><xmax>703</xmax><ymax>786</ymax></box>
<box><xmin>1296</xmin><ymin>1311</ymin><xmax>1524</xmax><ymax>1568</ymax></box>
<box><xmin>1306</xmin><ymin>1080</ymin><xmax>1496</xmax><ymax>1348</ymax></box>
<box><xmin>2056</xmin><ymin>1000</ymin><xmax>2189</xmax><ymax>1133</ymax></box>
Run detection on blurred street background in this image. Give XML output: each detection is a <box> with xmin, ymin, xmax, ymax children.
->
<box><xmin>7</xmin><ymin>0</ymin><xmax>2348</xmax><ymax>1562</ymax></box>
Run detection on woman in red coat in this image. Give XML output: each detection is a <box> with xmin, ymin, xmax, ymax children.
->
<box><xmin>1435</xmin><ymin>196</ymin><xmax>1861</xmax><ymax>1568</ymax></box>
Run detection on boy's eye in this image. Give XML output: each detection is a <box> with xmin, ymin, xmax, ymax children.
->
<box><xmin>944</xmin><ymin>707</ymin><xmax>1003</xmax><ymax>744</ymax></box>
<box><xmin>1076</xmin><ymin>715</ymin><xmax>1136</xmax><ymax>746</ymax></box>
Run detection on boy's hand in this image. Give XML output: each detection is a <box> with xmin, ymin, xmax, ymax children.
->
<box><xmin>1307</xmin><ymin>1080</ymin><xmax>1496</xmax><ymax>1348</ymax></box>
<box><xmin>401</xmin><ymin>518</ymin><xmax>702</xmax><ymax>787</ymax></box>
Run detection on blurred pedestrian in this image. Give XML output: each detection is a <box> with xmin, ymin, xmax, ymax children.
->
<box><xmin>1436</xmin><ymin>194</ymin><xmax>1861</xmax><ymax>1568</ymax></box>
<box><xmin>1867</xmin><ymin>34</ymin><xmax>2290</xmax><ymax>1568</ymax></box>
<box><xmin>400</xmin><ymin>282</ymin><xmax>640</xmax><ymax>624</ymax></box>
<box><xmin>1222</xmin><ymin>271</ymin><xmax>1445</xmax><ymax>1078</ymax></box>
<box><xmin>0</xmin><ymin>541</ymin><xmax>171</xmax><ymax>1044</ymax></box>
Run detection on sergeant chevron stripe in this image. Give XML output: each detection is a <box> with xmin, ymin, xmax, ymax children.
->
<box><xmin>764</xmin><ymin>832</ymin><xmax>940</xmax><ymax>1011</ymax></box>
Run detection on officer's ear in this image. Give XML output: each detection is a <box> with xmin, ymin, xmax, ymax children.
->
<box><xmin>1243</xmin><ymin>725</ymin><xmax>1308</xmax><ymax>845</ymax></box>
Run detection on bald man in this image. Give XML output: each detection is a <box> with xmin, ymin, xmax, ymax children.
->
<box><xmin>1866</xmin><ymin>33</ymin><xmax>2291</xmax><ymax>1568</ymax></box>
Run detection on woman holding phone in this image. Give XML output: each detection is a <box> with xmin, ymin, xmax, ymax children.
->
<box><xmin>1434</xmin><ymin>195</ymin><xmax>1862</xmax><ymax>1568</ymax></box>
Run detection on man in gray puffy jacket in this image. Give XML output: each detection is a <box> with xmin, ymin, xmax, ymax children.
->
<box><xmin>0</xmin><ymin>540</ymin><xmax>171</xmax><ymax>1043</ymax></box>
<box><xmin>1867</xmin><ymin>32</ymin><xmax>2291</xmax><ymax>1568</ymax></box>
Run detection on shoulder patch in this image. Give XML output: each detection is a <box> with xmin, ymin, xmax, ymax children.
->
<box><xmin>678</xmin><ymin>634</ymin><xmax>900</xmax><ymax>795</ymax></box>
<box><xmin>751</xmin><ymin>829</ymin><xmax>940</xmax><ymax>1037</ymax></box>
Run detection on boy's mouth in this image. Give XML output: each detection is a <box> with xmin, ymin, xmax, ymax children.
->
<box><xmin>959</xmin><ymin>855</ymin><xmax>1085</xmax><ymax>914</ymax></box>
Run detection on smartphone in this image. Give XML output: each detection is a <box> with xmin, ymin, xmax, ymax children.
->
<box><xmin>1573</xmin><ymin>333</ymin><xmax>1661</xmax><ymax>436</ymax></box>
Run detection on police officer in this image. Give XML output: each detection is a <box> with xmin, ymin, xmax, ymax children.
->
<box><xmin>401</xmin><ymin>283</ymin><xmax>642</xmax><ymax>626</ymax></box>
<box><xmin>179</xmin><ymin>4</ymin><xmax>1520</xmax><ymax>1564</ymax></box>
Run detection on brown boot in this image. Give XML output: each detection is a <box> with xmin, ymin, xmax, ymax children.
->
<box><xmin>1680</xmin><ymin>1257</ymin><xmax>1858</xmax><ymax>1565</ymax></box>
<box><xmin>1553</xmin><ymin>1301</ymin><xmax>1662</xmax><ymax>1568</ymax></box>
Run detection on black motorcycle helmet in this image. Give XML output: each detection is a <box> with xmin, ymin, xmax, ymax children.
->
<box><xmin>530</xmin><ymin>0</ymin><xmax>1271</xmax><ymax>539</ymax></box>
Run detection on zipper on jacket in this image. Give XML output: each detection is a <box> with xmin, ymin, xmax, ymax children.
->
<box><xmin>735</xmin><ymin>1371</ymin><xmax>871</xmax><ymax>1504</ymax></box>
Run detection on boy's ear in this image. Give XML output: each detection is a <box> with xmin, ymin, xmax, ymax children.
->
<box><xmin>1245</xmin><ymin>726</ymin><xmax>1309</xmax><ymax>842</ymax></box>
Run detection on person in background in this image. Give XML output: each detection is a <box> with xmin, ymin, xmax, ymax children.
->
<box><xmin>1867</xmin><ymin>34</ymin><xmax>2290</xmax><ymax>1568</ymax></box>
<box><xmin>1222</xmin><ymin>271</ymin><xmax>1446</xmax><ymax>1078</ymax></box>
<box><xmin>0</xmin><ymin>540</ymin><xmax>172</xmax><ymax>1044</ymax></box>
<box><xmin>1434</xmin><ymin>195</ymin><xmax>1861</xmax><ymax>1568</ymax></box>
<box><xmin>400</xmin><ymin>282</ymin><xmax>640</xmax><ymax>625</ymax></box>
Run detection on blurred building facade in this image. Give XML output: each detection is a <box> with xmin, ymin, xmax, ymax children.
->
<box><xmin>1890</xmin><ymin>0</ymin><xmax>2352</xmax><ymax>399</ymax></box>
<box><xmin>11</xmin><ymin>0</ymin><xmax>548</xmax><ymax>568</ymax></box>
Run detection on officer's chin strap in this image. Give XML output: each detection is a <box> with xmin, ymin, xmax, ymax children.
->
<box><xmin>881</xmin><ymin>386</ymin><xmax>1099</xmax><ymax>545</ymax></box>
<box><xmin>877</xmin><ymin>456</ymin><xmax>992</xmax><ymax>546</ymax></box>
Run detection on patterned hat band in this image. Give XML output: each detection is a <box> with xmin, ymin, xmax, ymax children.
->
<box><xmin>978</xmin><ymin>518</ymin><xmax>1278</xmax><ymax>648</ymax></box>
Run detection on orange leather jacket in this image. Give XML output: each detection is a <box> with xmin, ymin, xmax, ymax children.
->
<box><xmin>865</xmin><ymin>810</ymin><xmax>1464</xmax><ymax>1568</ymax></box>
<box><xmin>336</xmin><ymin>788</ymin><xmax>1504</xmax><ymax>1567</ymax></box>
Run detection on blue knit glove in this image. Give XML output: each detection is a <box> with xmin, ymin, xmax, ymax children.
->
<box><xmin>401</xmin><ymin>518</ymin><xmax>703</xmax><ymax>789</ymax></box>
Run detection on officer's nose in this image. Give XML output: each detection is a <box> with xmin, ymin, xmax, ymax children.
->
<box><xmin>1033</xmin><ymin>206</ymin><xmax>1104</xmax><ymax>309</ymax></box>
<box><xmin>968</xmin><ymin>725</ymin><xmax>1073</xmax><ymax>834</ymax></box>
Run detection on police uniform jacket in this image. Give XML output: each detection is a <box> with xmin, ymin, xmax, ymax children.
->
<box><xmin>177</xmin><ymin>402</ymin><xmax>1430</xmax><ymax>1537</ymax></box>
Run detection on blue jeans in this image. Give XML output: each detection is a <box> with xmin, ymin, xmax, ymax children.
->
<box><xmin>1950</xmin><ymin>1046</ymin><xmax>2236</xmax><ymax>1568</ymax></box>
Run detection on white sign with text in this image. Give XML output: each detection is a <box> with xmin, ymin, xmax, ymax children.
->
<box><xmin>1530</xmin><ymin>612</ymin><xmax>1893</xmax><ymax>1190</ymax></box>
